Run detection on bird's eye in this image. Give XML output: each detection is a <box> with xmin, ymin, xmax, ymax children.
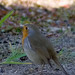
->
<box><xmin>26</xmin><ymin>27</ymin><xmax>28</xmax><ymax>30</ymax></box>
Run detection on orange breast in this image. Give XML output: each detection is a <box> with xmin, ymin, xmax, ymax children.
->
<box><xmin>22</xmin><ymin>26</ymin><xmax>28</xmax><ymax>46</ymax></box>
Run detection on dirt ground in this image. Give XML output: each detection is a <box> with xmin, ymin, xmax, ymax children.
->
<box><xmin>0</xmin><ymin>1</ymin><xmax>75</xmax><ymax>74</ymax></box>
<box><xmin>0</xmin><ymin>31</ymin><xmax>75</xmax><ymax>75</ymax></box>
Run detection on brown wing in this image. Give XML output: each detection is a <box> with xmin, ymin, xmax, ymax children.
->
<box><xmin>28</xmin><ymin>36</ymin><xmax>51</xmax><ymax>63</ymax></box>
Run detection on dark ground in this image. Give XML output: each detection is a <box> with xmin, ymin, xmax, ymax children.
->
<box><xmin>0</xmin><ymin>2</ymin><xmax>75</xmax><ymax>75</ymax></box>
<box><xmin>0</xmin><ymin>31</ymin><xmax>75</xmax><ymax>75</ymax></box>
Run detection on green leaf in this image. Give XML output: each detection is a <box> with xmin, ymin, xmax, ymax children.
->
<box><xmin>5</xmin><ymin>53</ymin><xmax>26</xmax><ymax>62</ymax></box>
<box><xmin>70</xmin><ymin>52</ymin><xmax>75</xmax><ymax>57</ymax></box>
<box><xmin>0</xmin><ymin>10</ymin><xmax>14</xmax><ymax>27</ymax></box>
<box><xmin>0</xmin><ymin>61</ymin><xmax>32</xmax><ymax>64</ymax></box>
<box><xmin>5</xmin><ymin>42</ymin><xmax>26</xmax><ymax>62</ymax></box>
<box><xmin>15</xmin><ymin>27</ymin><xmax>22</xmax><ymax>32</ymax></box>
<box><xmin>58</xmin><ymin>50</ymin><xmax>63</xmax><ymax>55</ymax></box>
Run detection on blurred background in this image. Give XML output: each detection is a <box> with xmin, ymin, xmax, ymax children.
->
<box><xmin>0</xmin><ymin>0</ymin><xmax>75</xmax><ymax>75</ymax></box>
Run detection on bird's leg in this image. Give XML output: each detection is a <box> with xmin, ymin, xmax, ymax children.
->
<box><xmin>48</xmin><ymin>59</ymin><xmax>53</xmax><ymax>69</ymax></box>
<box><xmin>48</xmin><ymin>61</ymin><xmax>53</xmax><ymax>68</ymax></box>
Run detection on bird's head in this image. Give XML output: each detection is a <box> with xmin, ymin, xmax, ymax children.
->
<box><xmin>22</xmin><ymin>24</ymin><xmax>40</xmax><ymax>45</ymax></box>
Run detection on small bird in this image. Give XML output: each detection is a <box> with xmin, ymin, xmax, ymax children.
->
<box><xmin>22</xmin><ymin>24</ymin><xmax>68</xmax><ymax>75</ymax></box>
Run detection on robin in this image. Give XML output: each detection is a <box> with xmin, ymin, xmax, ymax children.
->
<box><xmin>22</xmin><ymin>24</ymin><xmax>68</xmax><ymax>75</ymax></box>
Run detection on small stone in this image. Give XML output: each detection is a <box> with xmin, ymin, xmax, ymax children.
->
<box><xmin>72</xmin><ymin>32</ymin><xmax>75</xmax><ymax>34</ymax></box>
<box><xmin>0</xmin><ymin>41</ymin><xmax>2</xmax><ymax>44</ymax></box>
<box><xmin>12</xmin><ymin>43</ymin><xmax>15</xmax><ymax>45</ymax></box>
<box><xmin>3</xmin><ymin>40</ymin><xmax>8</xmax><ymax>43</ymax></box>
<box><xmin>0</xmin><ymin>37</ymin><xmax>3</xmax><ymax>41</ymax></box>
<box><xmin>46</xmin><ymin>19</ymin><xmax>53</xmax><ymax>23</ymax></box>
<box><xmin>30</xmin><ymin>12</ymin><xmax>35</xmax><ymax>16</ymax></box>
<box><xmin>5</xmin><ymin>45</ymin><xmax>8</xmax><ymax>47</ymax></box>
<box><xmin>54</xmin><ymin>68</ymin><xmax>60</xmax><ymax>71</ymax></box>
<box><xmin>20</xmin><ymin>56</ymin><xmax>28</xmax><ymax>61</ymax></box>
<box><xmin>37</xmin><ymin>9</ymin><xmax>43</xmax><ymax>13</ymax></box>
<box><xmin>15</xmin><ymin>41</ymin><xmax>19</xmax><ymax>44</ymax></box>
<box><xmin>0</xmin><ymin>67</ymin><xmax>5</xmax><ymax>73</ymax></box>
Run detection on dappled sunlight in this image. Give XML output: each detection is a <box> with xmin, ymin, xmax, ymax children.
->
<box><xmin>0</xmin><ymin>0</ymin><xmax>75</xmax><ymax>75</ymax></box>
<box><xmin>0</xmin><ymin>0</ymin><xmax>75</xmax><ymax>9</ymax></box>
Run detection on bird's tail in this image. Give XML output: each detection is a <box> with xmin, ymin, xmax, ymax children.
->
<box><xmin>53</xmin><ymin>57</ymin><xmax>69</xmax><ymax>75</ymax></box>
